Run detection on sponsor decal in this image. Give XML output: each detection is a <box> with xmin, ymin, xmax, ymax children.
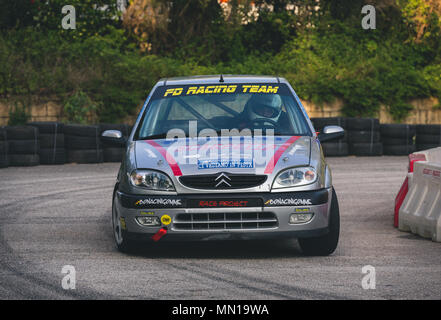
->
<box><xmin>265</xmin><ymin>198</ymin><xmax>312</xmax><ymax>206</ymax></box>
<box><xmin>161</xmin><ymin>215</ymin><xmax>172</xmax><ymax>225</ymax></box>
<box><xmin>198</xmin><ymin>200</ymin><xmax>249</xmax><ymax>207</ymax></box>
<box><xmin>135</xmin><ymin>198</ymin><xmax>182</xmax><ymax>207</ymax></box>
<box><xmin>119</xmin><ymin>217</ymin><xmax>127</xmax><ymax>230</ymax></box>
<box><xmin>198</xmin><ymin>159</ymin><xmax>254</xmax><ymax>169</ymax></box>
<box><xmin>163</xmin><ymin>85</ymin><xmax>279</xmax><ymax>97</ymax></box>
<box><xmin>423</xmin><ymin>168</ymin><xmax>441</xmax><ymax>178</ymax></box>
<box><xmin>187</xmin><ymin>198</ymin><xmax>262</xmax><ymax>208</ymax></box>
<box><xmin>140</xmin><ymin>211</ymin><xmax>155</xmax><ymax>215</ymax></box>
<box><xmin>295</xmin><ymin>208</ymin><xmax>311</xmax><ymax>213</ymax></box>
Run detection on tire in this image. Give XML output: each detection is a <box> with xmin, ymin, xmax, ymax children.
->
<box><xmin>321</xmin><ymin>142</ymin><xmax>349</xmax><ymax>157</ymax></box>
<box><xmin>28</xmin><ymin>122</ymin><xmax>64</xmax><ymax>134</ymax></box>
<box><xmin>39</xmin><ymin>133</ymin><xmax>65</xmax><ymax>148</ymax></box>
<box><xmin>380</xmin><ymin>124</ymin><xmax>416</xmax><ymax>138</ymax></box>
<box><xmin>382</xmin><ymin>136</ymin><xmax>414</xmax><ymax>145</ymax></box>
<box><xmin>0</xmin><ymin>140</ymin><xmax>8</xmax><ymax>168</ymax></box>
<box><xmin>311</xmin><ymin>117</ymin><xmax>347</xmax><ymax>130</ymax></box>
<box><xmin>298</xmin><ymin>188</ymin><xmax>340</xmax><ymax>256</ymax></box>
<box><xmin>103</xmin><ymin>148</ymin><xmax>125</xmax><ymax>162</ymax></box>
<box><xmin>67</xmin><ymin>149</ymin><xmax>103</xmax><ymax>163</ymax></box>
<box><xmin>9</xmin><ymin>154</ymin><xmax>39</xmax><ymax>166</ymax></box>
<box><xmin>383</xmin><ymin>144</ymin><xmax>416</xmax><ymax>156</ymax></box>
<box><xmin>0</xmin><ymin>141</ymin><xmax>8</xmax><ymax>154</ymax></box>
<box><xmin>9</xmin><ymin>139</ymin><xmax>40</xmax><ymax>154</ymax></box>
<box><xmin>63</xmin><ymin>124</ymin><xmax>100</xmax><ymax>137</ymax></box>
<box><xmin>0</xmin><ymin>157</ymin><xmax>8</xmax><ymax>168</ymax></box>
<box><xmin>416</xmin><ymin>125</ymin><xmax>441</xmax><ymax>135</ymax></box>
<box><xmin>6</xmin><ymin>126</ymin><xmax>38</xmax><ymax>140</ymax></box>
<box><xmin>66</xmin><ymin>135</ymin><xmax>101</xmax><ymax>150</ymax></box>
<box><xmin>416</xmin><ymin>144</ymin><xmax>440</xmax><ymax>151</ymax></box>
<box><xmin>39</xmin><ymin>148</ymin><xmax>66</xmax><ymax>165</ymax></box>
<box><xmin>0</xmin><ymin>127</ymin><xmax>6</xmax><ymax>140</ymax></box>
<box><xmin>348</xmin><ymin>130</ymin><xmax>380</xmax><ymax>143</ymax></box>
<box><xmin>346</xmin><ymin>118</ymin><xmax>379</xmax><ymax>131</ymax></box>
<box><xmin>415</xmin><ymin>134</ymin><xmax>441</xmax><ymax>145</ymax></box>
<box><xmin>349</xmin><ymin>142</ymin><xmax>383</xmax><ymax>156</ymax></box>
<box><xmin>112</xmin><ymin>190</ymin><xmax>135</xmax><ymax>253</ymax></box>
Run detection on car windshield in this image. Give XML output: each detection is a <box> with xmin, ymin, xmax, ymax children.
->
<box><xmin>135</xmin><ymin>83</ymin><xmax>312</xmax><ymax>139</ymax></box>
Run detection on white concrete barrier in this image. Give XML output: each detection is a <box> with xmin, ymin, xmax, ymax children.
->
<box><xmin>399</xmin><ymin>147</ymin><xmax>441</xmax><ymax>242</ymax></box>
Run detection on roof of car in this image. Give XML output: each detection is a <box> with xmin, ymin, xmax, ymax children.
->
<box><xmin>158</xmin><ymin>75</ymin><xmax>288</xmax><ymax>86</ymax></box>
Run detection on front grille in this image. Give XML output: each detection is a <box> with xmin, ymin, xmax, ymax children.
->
<box><xmin>179</xmin><ymin>173</ymin><xmax>267</xmax><ymax>189</ymax></box>
<box><xmin>173</xmin><ymin>212</ymin><xmax>278</xmax><ymax>231</ymax></box>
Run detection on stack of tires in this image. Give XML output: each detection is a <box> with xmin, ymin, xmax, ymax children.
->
<box><xmin>311</xmin><ymin>117</ymin><xmax>348</xmax><ymax>156</ymax></box>
<box><xmin>347</xmin><ymin>118</ymin><xmax>383</xmax><ymax>156</ymax></box>
<box><xmin>380</xmin><ymin>124</ymin><xmax>416</xmax><ymax>155</ymax></box>
<box><xmin>28</xmin><ymin>122</ymin><xmax>66</xmax><ymax>164</ymax></box>
<box><xmin>416</xmin><ymin>125</ymin><xmax>441</xmax><ymax>151</ymax></box>
<box><xmin>64</xmin><ymin>124</ymin><xmax>103</xmax><ymax>163</ymax></box>
<box><xmin>6</xmin><ymin>126</ymin><xmax>40</xmax><ymax>166</ymax></box>
<box><xmin>99</xmin><ymin>123</ymin><xmax>131</xmax><ymax>162</ymax></box>
<box><xmin>0</xmin><ymin>127</ymin><xmax>8</xmax><ymax>168</ymax></box>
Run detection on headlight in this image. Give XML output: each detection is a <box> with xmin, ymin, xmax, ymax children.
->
<box><xmin>130</xmin><ymin>170</ymin><xmax>175</xmax><ymax>191</ymax></box>
<box><xmin>273</xmin><ymin>167</ymin><xmax>317</xmax><ymax>189</ymax></box>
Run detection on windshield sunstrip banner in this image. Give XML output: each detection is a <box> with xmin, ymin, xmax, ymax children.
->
<box><xmin>152</xmin><ymin>83</ymin><xmax>291</xmax><ymax>100</ymax></box>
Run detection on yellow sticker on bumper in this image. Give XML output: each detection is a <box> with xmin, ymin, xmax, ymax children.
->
<box><xmin>161</xmin><ymin>215</ymin><xmax>171</xmax><ymax>225</ymax></box>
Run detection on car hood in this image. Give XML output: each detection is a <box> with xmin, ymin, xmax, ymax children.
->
<box><xmin>134</xmin><ymin>136</ymin><xmax>311</xmax><ymax>177</ymax></box>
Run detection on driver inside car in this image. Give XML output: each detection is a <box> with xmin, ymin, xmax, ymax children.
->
<box><xmin>237</xmin><ymin>94</ymin><xmax>288</xmax><ymax>131</ymax></box>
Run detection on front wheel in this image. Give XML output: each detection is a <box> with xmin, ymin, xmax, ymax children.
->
<box><xmin>112</xmin><ymin>192</ymin><xmax>135</xmax><ymax>253</ymax></box>
<box><xmin>298</xmin><ymin>188</ymin><xmax>340</xmax><ymax>256</ymax></box>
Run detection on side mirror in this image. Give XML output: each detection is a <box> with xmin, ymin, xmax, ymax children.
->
<box><xmin>318</xmin><ymin>125</ymin><xmax>345</xmax><ymax>143</ymax></box>
<box><xmin>101</xmin><ymin>130</ymin><xmax>127</xmax><ymax>147</ymax></box>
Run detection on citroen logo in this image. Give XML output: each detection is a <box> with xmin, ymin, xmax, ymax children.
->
<box><xmin>215</xmin><ymin>172</ymin><xmax>231</xmax><ymax>188</ymax></box>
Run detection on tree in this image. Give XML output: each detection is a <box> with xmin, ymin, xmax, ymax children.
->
<box><xmin>399</xmin><ymin>0</ymin><xmax>441</xmax><ymax>42</ymax></box>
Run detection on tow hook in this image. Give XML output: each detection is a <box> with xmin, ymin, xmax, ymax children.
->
<box><xmin>151</xmin><ymin>227</ymin><xmax>167</xmax><ymax>242</ymax></box>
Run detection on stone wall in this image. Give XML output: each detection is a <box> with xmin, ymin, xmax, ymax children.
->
<box><xmin>0</xmin><ymin>96</ymin><xmax>440</xmax><ymax>125</ymax></box>
<box><xmin>0</xmin><ymin>97</ymin><xmax>63</xmax><ymax>126</ymax></box>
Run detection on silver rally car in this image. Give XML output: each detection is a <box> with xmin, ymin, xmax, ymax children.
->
<box><xmin>102</xmin><ymin>75</ymin><xmax>344</xmax><ymax>256</ymax></box>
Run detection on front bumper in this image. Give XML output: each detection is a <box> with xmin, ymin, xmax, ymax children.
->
<box><xmin>115</xmin><ymin>188</ymin><xmax>333</xmax><ymax>242</ymax></box>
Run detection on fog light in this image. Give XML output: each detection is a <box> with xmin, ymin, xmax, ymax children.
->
<box><xmin>289</xmin><ymin>212</ymin><xmax>314</xmax><ymax>224</ymax></box>
<box><xmin>136</xmin><ymin>216</ymin><xmax>161</xmax><ymax>226</ymax></box>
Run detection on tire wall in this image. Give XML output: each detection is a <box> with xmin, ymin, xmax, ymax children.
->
<box><xmin>2</xmin><ymin>121</ymin><xmax>441</xmax><ymax>166</ymax></box>
<box><xmin>312</xmin><ymin>118</ymin><xmax>440</xmax><ymax>157</ymax></box>
<box><xmin>28</xmin><ymin>122</ymin><xmax>66</xmax><ymax>164</ymax></box>
<box><xmin>416</xmin><ymin>125</ymin><xmax>441</xmax><ymax>151</ymax></box>
<box><xmin>5</xmin><ymin>126</ymin><xmax>40</xmax><ymax>166</ymax></box>
<box><xmin>64</xmin><ymin>124</ymin><xmax>103</xmax><ymax>164</ymax></box>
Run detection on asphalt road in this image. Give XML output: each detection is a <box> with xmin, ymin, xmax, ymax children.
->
<box><xmin>1</xmin><ymin>156</ymin><xmax>441</xmax><ymax>300</ymax></box>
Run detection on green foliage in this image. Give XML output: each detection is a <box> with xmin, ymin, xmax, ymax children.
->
<box><xmin>0</xmin><ymin>0</ymin><xmax>37</xmax><ymax>29</ymax></box>
<box><xmin>0</xmin><ymin>1</ymin><xmax>440</xmax><ymax>123</ymax></box>
<box><xmin>33</xmin><ymin>0</ymin><xmax>122</xmax><ymax>39</ymax></box>
<box><xmin>8</xmin><ymin>100</ymin><xmax>30</xmax><ymax>126</ymax></box>
<box><xmin>63</xmin><ymin>90</ymin><xmax>97</xmax><ymax>124</ymax></box>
